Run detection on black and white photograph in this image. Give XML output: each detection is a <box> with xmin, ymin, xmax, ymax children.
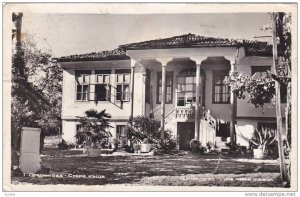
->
<box><xmin>2</xmin><ymin>3</ymin><xmax>298</xmax><ymax>192</ymax></box>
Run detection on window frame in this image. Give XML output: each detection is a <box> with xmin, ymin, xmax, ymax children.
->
<box><xmin>251</xmin><ymin>66</ymin><xmax>271</xmax><ymax>77</ymax></box>
<box><xmin>75</xmin><ymin>70</ymin><xmax>91</xmax><ymax>102</ymax></box>
<box><xmin>156</xmin><ymin>71</ymin><xmax>174</xmax><ymax>104</ymax></box>
<box><xmin>212</xmin><ymin>70</ymin><xmax>230</xmax><ymax>104</ymax></box>
<box><xmin>115</xmin><ymin>70</ymin><xmax>131</xmax><ymax>102</ymax></box>
<box><xmin>93</xmin><ymin>71</ymin><xmax>111</xmax><ymax>102</ymax></box>
<box><xmin>176</xmin><ymin>75</ymin><xmax>197</xmax><ymax>106</ymax></box>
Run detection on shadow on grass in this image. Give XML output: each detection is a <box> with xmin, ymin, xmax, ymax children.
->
<box><xmin>12</xmin><ymin>148</ymin><xmax>280</xmax><ymax>185</ymax></box>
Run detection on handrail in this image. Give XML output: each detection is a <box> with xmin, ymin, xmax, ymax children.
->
<box><xmin>165</xmin><ymin>108</ymin><xmax>176</xmax><ymax>119</ymax></box>
<box><xmin>201</xmin><ymin>108</ymin><xmax>216</xmax><ymax>129</ymax></box>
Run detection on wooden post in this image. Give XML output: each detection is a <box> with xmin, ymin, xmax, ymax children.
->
<box><xmin>157</xmin><ymin>58</ymin><xmax>172</xmax><ymax>139</ymax></box>
<box><xmin>229</xmin><ymin>59</ymin><xmax>237</xmax><ymax>144</ymax></box>
<box><xmin>195</xmin><ymin>64</ymin><xmax>201</xmax><ymax>140</ymax></box>
<box><xmin>130</xmin><ymin>60</ymin><xmax>136</xmax><ymax>119</ymax></box>
<box><xmin>272</xmin><ymin>12</ymin><xmax>288</xmax><ymax>184</ymax></box>
<box><xmin>160</xmin><ymin>64</ymin><xmax>167</xmax><ymax>139</ymax></box>
<box><xmin>190</xmin><ymin>57</ymin><xmax>205</xmax><ymax>141</ymax></box>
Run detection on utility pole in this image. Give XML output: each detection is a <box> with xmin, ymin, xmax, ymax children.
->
<box><xmin>271</xmin><ymin>12</ymin><xmax>288</xmax><ymax>185</ymax></box>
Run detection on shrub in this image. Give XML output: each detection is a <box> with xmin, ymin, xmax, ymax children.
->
<box><xmin>57</xmin><ymin>139</ymin><xmax>75</xmax><ymax>150</ymax></box>
<box><xmin>190</xmin><ymin>139</ymin><xmax>206</xmax><ymax>153</ymax></box>
<box><xmin>156</xmin><ymin>138</ymin><xmax>177</xmax><ymax>153</ymax></box>
<box><xmin>126</xmin><ymin>116</ymin><xmax>161</xmax><ymax>144</ymax></box>
<box><xmin>122</xmin><ymin>145</ymin><xmax>134</xmax><ymax>153</ymax></box>
<box><xmin>226</xmin><ymin>142</ymin><xmax>247</xmax><ymax>156</ymax></box>
<box><xmin>206</xmin><ymin>142</ymin><xmax>214</xmax><ymax>152</ymax></box>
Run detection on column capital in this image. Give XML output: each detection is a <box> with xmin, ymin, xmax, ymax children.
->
<box><xmin>156</xmin><ymin>57</ymin><xmax>173</xmax><ymax>67</ymax></box>
<box><xmin>224</xmin><ymin>56</ymin><xmax>236</xmax><ymax>65</ymax></box>
<box><xmin>130</xmin><ymin>58</ymin><xmax>140</xmax><ymax>68</ymax></box>
<box><xmin>190</xmin><ymin>56</ymin><xmax>207</xmax><ymax>65</ymax></box>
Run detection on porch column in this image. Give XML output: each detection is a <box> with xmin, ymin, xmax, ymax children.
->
<box><xmin>190</xmin><ymin>56</ymin><xmax>206</xmax><ymax>140</ymax></box>
<box><xmin>130</xmin><ymin>59</ymin><xmax>137</xmax><ymax>119</ymax></box>
<box><xmin>229</xmin><ymin>58</ymin><xmax>237</xmax><ymax>144</ymax></box>
<box><xmin>157</xmin><ymin>57</ymin><xmax>173</xmax><ymax>139</ymax></box>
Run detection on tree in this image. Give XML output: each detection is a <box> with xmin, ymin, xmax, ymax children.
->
<box><xmin>11</xmin><ymin>12</ymin><xmax>63</xmax><ymax>162</ymax></box>
<box><xmin>224</xmin><ymin>12</ymin><xmax>291</xmax><ymax>186</ymax></box>
<box><xmin>76</xmin><ymin>109</ymin><xmax>112</xmax><ymax>148</ymax></box>
<box><xmin>224</xmin><ymin>71</ymin><xmax>275</xmax><ymax>110</ymax></box>
<box><xmin>23</xmin><ymin>36</ymin><xmax>63</xmax><ymax>137</ymax></box>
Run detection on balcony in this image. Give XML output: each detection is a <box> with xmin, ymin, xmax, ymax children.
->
<box><xmin>165</xmin><ymin>106</ymin><xmax>216</xmax><ymax>127</ymax></box>
<box><xmin>175</xmin><ymin>106</ymin><xmax>195</xmax><ymax>120</ymax></box>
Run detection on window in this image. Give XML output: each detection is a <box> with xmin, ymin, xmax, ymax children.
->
<box><xmin>176</xmin><ymin>69</ymin><xmax>204</xmax><ymax>107</ymax></box>
<box><xmin>94</xmin><ymin>70</ymin><xmax>111</xmax><ymax>101</ymax></box>
<box><xmin>251</xmin><ymin>66</ymin><xmax>271</xmax><ymax>78</ymax></box>
<box><xmin>75</xmin><ymin>70</ymin><xmax>91</xmax><ymax>101</ymax></box>
<box><xmin>157</xmin><ymin>72</ymin><xmax>173</xmax><ymax>104</ymax></box>
<box><xmin>116</xmin><ymin>69</ymin><xmax>130</xmax><ymax>101</ymax></box>
<box><xmin>177</xmin><ymin>75</ymin><xmax>196</xmax><ymax>106</ymax></box>
<box><xmin>213</xmin><ymin>70</ymin><xmax>230</xmax><ymax>104</ymax></box>
<box><xmin>251</xmin><ymin>66</ymin><xmax>287</xmax><ymax>103</ymax></box>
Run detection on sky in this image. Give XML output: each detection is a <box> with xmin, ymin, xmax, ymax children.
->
<box><xmin>21</xmin><ymin>13</ymin><xmax>272</xmax><ymax>58</ymax></box>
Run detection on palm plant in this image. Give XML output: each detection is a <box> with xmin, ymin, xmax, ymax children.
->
<box><xmin>76</xmin><ymin>109</ymin><xmax>112</xmax><ymax>148</ymax></box>
<box><xmin>250</xmin><ymin>127</ymin><xmax>277</xmax><ymax>153</ymax></box>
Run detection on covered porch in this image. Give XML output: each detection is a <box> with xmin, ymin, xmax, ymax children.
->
<box><xmin>125</xmin><ymin>46</ymin><xmax>240</xmax><ymax>147</ymax></box>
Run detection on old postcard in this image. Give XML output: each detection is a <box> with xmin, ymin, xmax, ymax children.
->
<box><xmin>2</xmin><ymin>3</ymin><xmax>298</xmax><ymax>192</ymax></box>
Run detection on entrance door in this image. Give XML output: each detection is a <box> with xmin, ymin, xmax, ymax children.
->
<box><xmin>178</xmin><ymin>122</ymin><xmax>195</xmax><ymax>151</ymax></box>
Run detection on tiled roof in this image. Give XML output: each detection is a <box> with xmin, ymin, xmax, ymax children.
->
<box><xmin>120</xmin><ymin>33</ymin><xmax>273</xmax><ymax>56</ymax></box>
<box><xmin>242</xmin><ymin>40</ymin><xmax>273</xmax><ymax>57</ymax></box>
<box><xmin>56</xmin><ymin>48</ymin><xmax>130</xmax><ymax>62</ymax></box>
<box><xmin>56</xmin><ymin>33</ymin><xmax>273</xmax><ymax>62</ymax></box>
<box><xmin>119</xmin><ymin>33</ymin><xmax>239</xmax><ymax>50</ymax></box>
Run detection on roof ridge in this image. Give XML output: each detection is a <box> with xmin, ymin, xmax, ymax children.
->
<box><xmin>56</xmin><ymin>33</ymin><xmax>273</xmax><ymax>62</ymax></box>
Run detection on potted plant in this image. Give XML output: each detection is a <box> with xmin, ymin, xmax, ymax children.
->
<box><xmin>76</xmin><ymin>109</ymin><xmax>112</xmax><ymax>157</ymax></box>
<box><xmin>127</xmin><ymin>116</ymin><xmax>161</xmax><ymax>153</ymax></box>
<box><xmin>140</xmin><ymin>138</ymin><xmax>155</xmax><ymax>153</ymax></box>
<box><xmin>249</xmin><ymin>127</ymin><xmax>276</xmax><ymax>159</ymax></box>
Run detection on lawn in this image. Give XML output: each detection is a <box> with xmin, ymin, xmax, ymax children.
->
<box><xmin>11</xmin><ymin>147</ymin><xmax>282</xmax><ymax>187</ymax></box>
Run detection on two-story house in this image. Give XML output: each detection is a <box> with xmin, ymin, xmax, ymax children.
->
<box><xmin>57</xmin><ymin>34</ymin><xmax>287</xmax><ymax>151</ymax></box>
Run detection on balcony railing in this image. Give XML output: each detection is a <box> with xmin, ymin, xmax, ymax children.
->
<box><xmin>175</xmin><ymin>106</ymin><xmax>195</xmax><ymax>120</ymax></box>
<box><xmin>165</xmin><ymin>106</ymin><xmax>216</xmax><ymax>126</ymax></box>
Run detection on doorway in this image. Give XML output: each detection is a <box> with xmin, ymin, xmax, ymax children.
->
<box><xmin>177</xmin><ymin>122</ymin><xmax>195</xmax><ymax>151</ymax></box>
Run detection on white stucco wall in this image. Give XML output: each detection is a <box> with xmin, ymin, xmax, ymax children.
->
<box><xmin>61</xmin><ymin>60</ymin><xmax>147</xmax><ymax>120</ymax></box>
<box><xmin>60</xmin><ymin>60</ymin><xmax>144</xmax><ymax>143</ymax></box>
<box><xmin>235</xmin><ymin>118</ymin><xmax>286</xmax><ymax>147</ymax></box>
<box><xmin>62</xmin><ymin>120</ymin><xmax>77</xmax><ymax>143</ymax></box>
<box><xmin>60</xmin><ymin>47</ymin><xmax>284</xmax><ymax>144</ymax></box>
<box><xmin>236</xmin><ymin>56</ymin><xmax>286</xmax><ymax>118</ymax></box>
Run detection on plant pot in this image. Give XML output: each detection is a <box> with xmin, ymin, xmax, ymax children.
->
<box><xmin>133</xmin><ymin>144</ymin><xmax>141</xmax><ymax>153</ymax></box>
<box><xmin>253</xmin><ymin>148</ymin><xmax>267</xmax><ymax>159</ymax></box>
<box><xmin>86</xmin><ymin>148</ymin><xmax>101</xmax><ymax>157</ymax></box>
<box><xmin>140</xmin><ymin>143</ymin><xmax>152</xmax><ymax>153</ymax></box>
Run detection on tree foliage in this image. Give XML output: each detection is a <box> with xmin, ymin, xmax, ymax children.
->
<box><xmin>76</xmin><ymin>109</ymin><xmax>112</xmax><ymax>148</ymax></box>
<box><xmin>126</xmin><ymin>116</ymin><xmax>171</xmax><ymax>144</ymax></box>
<box><xmin>12</xmin><ymin>26</ymin><xmax>62</xmax><ymax>155</ymax></box>
<box><xmin>224</xmin><ymin>71</ymin><xmax>275</xmax><ymax>109</ymax></box>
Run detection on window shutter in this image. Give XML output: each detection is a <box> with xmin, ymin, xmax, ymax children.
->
<box><xmin>89</xmin><ymin>84</ymin><xmax>96</xmax><ymax>101</ymax></box>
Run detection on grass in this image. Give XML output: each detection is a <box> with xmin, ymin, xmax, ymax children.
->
<box><xmin>11</xmin><ymin>146</ymin><xmax>283</xmax><ymax>187</ymax></box>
